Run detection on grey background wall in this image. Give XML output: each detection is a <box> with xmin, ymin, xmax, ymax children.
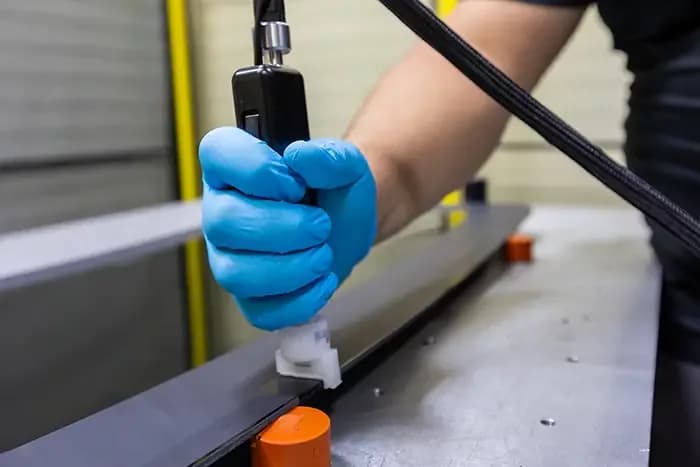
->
<box><xmin>0</xmin><ymin>0</ymin><xmax>175</xmax><ymax>226</ymax></box>
<box><xmin>0</xmin><ymin>0</ymin><xmax>188</xmax><ymax>450</ymax></box>
<box><xmin>191</xmin><ymin>2</ymin><xmax>630</xmax><ymax>354</ymax></box>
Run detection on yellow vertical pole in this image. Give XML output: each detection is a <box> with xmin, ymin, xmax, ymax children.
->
<box><xmin>435</xmin><ymin>0</ymin><xmax>459</xmax><ymax>17</ymax></box>
<box><xmin>166</xmin><ymin>0</ymin><xmax>208</xmax><ymax>367</ymax></box>
<box><xmin>436</xmin><ymin>0</ymin><xmax>467</xmax><ymax>227</ymax></box>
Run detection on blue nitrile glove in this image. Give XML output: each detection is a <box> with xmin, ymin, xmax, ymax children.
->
<box><xmin>199</xmin><ymin>127</ymin><xmax>377</xmax><ymax>331</ymax></box>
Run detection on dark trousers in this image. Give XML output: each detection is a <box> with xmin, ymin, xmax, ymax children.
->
<box><xmin>625</xmin><ymin>38</ymin><xmax>700</xmax><ymax>465</ymax></box>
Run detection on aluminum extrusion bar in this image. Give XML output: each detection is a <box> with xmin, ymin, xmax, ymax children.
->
<box><xmin>0</xmin><ymin>204</ymin><xmax>528</xmax><ymax>467</ymax></box>
<box><xmin>0</xmin><ymin>201</ymin><xmax>202</xmax><ymax>293</ymax></box>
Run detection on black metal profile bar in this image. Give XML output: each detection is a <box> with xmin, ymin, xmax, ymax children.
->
<box><xmin>0</xmin><ymin>201</ymin><xmax>202</xmax><ymax>293</ymax></box>
<box><xmin>0</xmin><ymin>204</ymin><xmax>528</xmax><ymax>467</ymax></box>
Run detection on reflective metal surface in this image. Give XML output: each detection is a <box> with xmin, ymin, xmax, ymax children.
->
<box><xmin>331</xmin><ymin>206</ymin><xmax>659</xmax><ymax>467</ymax></box>
<box><xmin>262</xmin><ymin>21</ymin><xmax>290</xmax><ymax>65</ymax></box>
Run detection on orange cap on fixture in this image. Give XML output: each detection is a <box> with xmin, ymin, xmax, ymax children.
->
<box><xmin>506</xmin><ymin>233</ymin><xmax>534</xmax><ymax>263</ymax></box>
<box><xmin>252</xmin><ymin>406</ymin><xmax>331</xmax><ymax>467</ymax></box>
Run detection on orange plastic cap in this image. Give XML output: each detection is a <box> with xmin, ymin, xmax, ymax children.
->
<box><xmin>506</xmin><ymin>234</ymin><xmax>534</xmax><ymax>262</ymax></box>
<box><xmin>252</xmin><ymin>406</ymin><xmax>331</xmax><ymax>467</ymax></box>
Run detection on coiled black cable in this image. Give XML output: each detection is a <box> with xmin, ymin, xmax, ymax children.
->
<box><xmin>378</xmin><ymin>0</ymin><xmax>700</xmax><ymax>257</ymax></box>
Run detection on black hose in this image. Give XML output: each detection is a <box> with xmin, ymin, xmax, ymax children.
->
<box><xmin>253</xmin><ymin>0</ymin><xmax>271</xmax><ymax>65</ymax></box>
<box><xmin>377</xmin><ymin>0</ymin><xmax>700</xmax><ymax>258</ymax></box>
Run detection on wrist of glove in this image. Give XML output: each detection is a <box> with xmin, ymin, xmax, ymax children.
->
<box><xmin>199</xmin><ymin>127</ymin><xmax>377</xmax><ymax>331</ymax></box>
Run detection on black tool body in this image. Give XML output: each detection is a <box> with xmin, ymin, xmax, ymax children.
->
<box><xmin>232</xmin><ymin>65</ymin><xmax>310</xmax><ymax>155</ymax></box>
<box><xmin>232</xmin><ymin>0</ymin><xmax>313</xmax><ymax>202</ymax></box>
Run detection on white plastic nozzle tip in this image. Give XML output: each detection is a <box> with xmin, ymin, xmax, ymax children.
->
<box><xmin>275</xmin><ymin>318</ymin><xmax>341</xmax><ymax>389</ymax></box>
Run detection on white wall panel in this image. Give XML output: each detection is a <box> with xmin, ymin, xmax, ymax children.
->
<box><xmin>486</xmin><ymin>8</ymin><xmax>630</xmax><ymax>206</ymax></box>
<box><xmin>502</xmin><ymin>8</ymin><xmax>629</xmax><ymax>145</ymax></box>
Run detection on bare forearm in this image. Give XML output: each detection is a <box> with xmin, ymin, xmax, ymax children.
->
<box><xmin>346</xmin><ymin>1</ymin><xmax>584</xmax><ymax>240</ymax></box>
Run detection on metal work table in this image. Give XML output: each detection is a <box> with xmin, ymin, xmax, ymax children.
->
<box><xmin>0</xmin><ymin>203</ymin><xmax>659</xmax><ymax>466</ymax></box>
<box><xmin>0</xmin><ymin>203</ymin><xmax>529</xmax><ymax>466</ymax></box>
<box><xmin>331</xmin><ymin>206</ymin><xmax>659</xmax><ymax>467</ymax></box>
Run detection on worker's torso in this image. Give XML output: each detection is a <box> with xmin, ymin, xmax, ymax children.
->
<box><xmin>529</xmin><ymin>0</ymin><xmax>700</xmax><ymax>358</ymax></box>
<box><xmin>594</xmin><ymin>0</ymin><xmax>700</xmax><ymax>361</ymax></box>
<box><xmin>595</xmin><ymin>0</ymin><xmax>700</xmax><ymax>70</ymax></box>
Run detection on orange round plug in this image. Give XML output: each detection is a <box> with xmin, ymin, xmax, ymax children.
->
<box><xmin>252</xmin><ymin>406</ymin><xmax>331</xmax><ymax>467</ymax></box>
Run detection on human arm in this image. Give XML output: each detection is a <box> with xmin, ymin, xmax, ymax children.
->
<box><xmin>347</xmin><ymin>0</ymin><xmax>586</xmax><ymax>240</ymax></box>
<box><xmin>199</xmin><ymin>0</ymin><xmax>587</xmax><ymax>330</ymax></box>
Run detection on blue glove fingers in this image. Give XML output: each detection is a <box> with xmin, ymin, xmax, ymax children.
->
<box><xmin>284</xmin><ymin>139</ymin><xmax>369</xmax><ymax>189</ymax></box>
<box><xmin>206</xmin><ymin>242</ymin><xmax>333</xmax><ymax>298</ymax></box>
<box><xmin>238</xmin><ymin>273</ymin><xmax>339</xmax><ymax>331</ymax></box>
<box><xmin>199</xmin><ymin>126</ymin><xmax>305</xmax><ymax>201</ymax></box>
<box><xmin>283</xmin><ymin>138</ymin><xmax>378</xmax><ymax>283</ymax></box>
<box><xmin>202</xmin><ymin>185</ymin><xmax>331</xmax><ymax>253</ymax></box>
<box><xmin>319</xmin><ymin>171</ymin><xmax>377</xmax><ymax>281</ymax></box>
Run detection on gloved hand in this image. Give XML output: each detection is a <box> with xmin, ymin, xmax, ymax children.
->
<box><xmin>199</xmin><ymin>127</ymin><xmax>377</xmax><ymax>331</ymax></box>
